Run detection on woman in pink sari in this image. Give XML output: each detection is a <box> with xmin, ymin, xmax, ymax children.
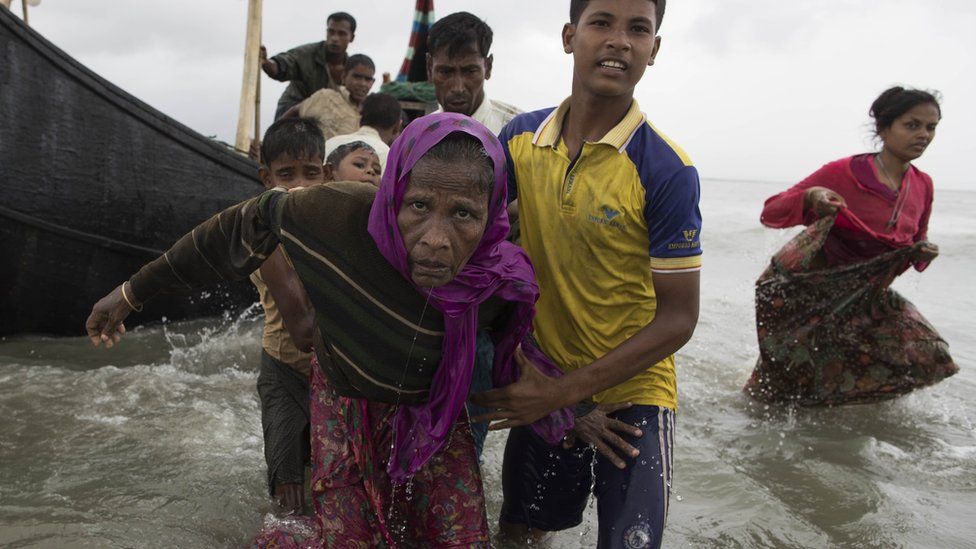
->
<box><xmin>748</xmin><ymin>87</ymin><xmax>956</xmax><ymax>405</ymax></box>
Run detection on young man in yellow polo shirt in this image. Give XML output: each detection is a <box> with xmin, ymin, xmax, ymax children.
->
<box><xmin>472</xmin><ymin>1</ymin><xmax>700</xmax><ymax>547</ymax></box>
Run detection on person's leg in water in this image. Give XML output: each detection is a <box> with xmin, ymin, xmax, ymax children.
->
<box><xmin>257</xmin><ymin>350</ymin><xmax>311</xmax><ymax>514</ymax></box>
<box><xmin>593</xmin><ymin>406</ymin><xmax>674</xmax><ymax>549</ymax></box>
<box><xmin>497</xmin><ymin>425</ymin><xmax>594</xmax><ymax>545</ymax></box>
<box><xmin>309</xmin><ymin>357</ymin><xmax>491</xmax><ymax>547</ymax></box>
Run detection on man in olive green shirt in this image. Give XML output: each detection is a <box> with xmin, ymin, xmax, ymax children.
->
<box><xmin>261</xmin><ymin>12</ymin><xmax>356</xmax><ymax>119</ymax></box>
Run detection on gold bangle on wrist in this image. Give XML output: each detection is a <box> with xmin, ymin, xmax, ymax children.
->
<box><xmin>121</xmin><ymin>282</ymin><xmax>143</xmax><ymax>312</ymax></box>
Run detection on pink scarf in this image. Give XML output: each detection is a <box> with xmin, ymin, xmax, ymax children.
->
<box><xmin>367</xmin><ymin>113</ymin><xmax>572</xmax><ymax>481</ymax></box>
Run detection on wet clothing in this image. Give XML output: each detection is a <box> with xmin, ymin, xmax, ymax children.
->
<box><xmin>434</xmin><ymin>93</ymin><xmax>523</xmax><ymax>439</ymax></box>
<box><xmin>128</xmin><ymin>183</ymin><xmax>441</xmax><ymax>402</ymax></box>
<box><xmin>129</xmin><ymin>181</ymin><xmax>526</xmax><ymax>410</ymax></box>
<box><xmin>433</xmin><ymin>92</ymin><xmax>523</xmax><ymax>443</ymax></box>
<box><xmin>499</xmin><ymin>98</ymin><xmax>699</xmax><ymax>548</ymax></box>
<box><xmin>365</xmin><ymin>113</ymin><xmax>571</xmax><ymax>481</ymax></box>
<box><xmin>256</xmin><ymin>350</ymin><xmax>310</xmax><ymax>496</ymax></box>
<box><xmin>760</xmin><ymin>154</ymin><xmax>933</xmax><ymax>270</ymax></box>
<box><xmin>250</xmin><ymin>257</ymin><xmax>312</xmax><ymax>375</ymax></box>
<box><xmin>253</xmin><ymin>359</ymin><xmax>491</xmax><ymax>548</ymax></box>
<box><xmin>746</xmin><ymin>215</ymin><xmax>957</xmax><ymax>405</ymax></box>
<box><xmin>501</xmin><ymin>97</ymin><xmax>703</xmax><ymax>409</ymax></box>
<box><xmin>298</xmin><ymin>86</ymin><xmax>360</xmax><ymax>142</ymax></box>
<box><xmin>466</xmin><ymin>331</ymin><xmax>495</xmax><ymax>458</ymax></box>
<box><xmin>127</xmin><ymin>113</ymin><xmax>572</xmax><ymax>545</ymax></box>
<box><xmin>268</xmin><ymin>41</ymin><xmax>342</xmax><ymax>120</ymax></box>
<box><xmin>501</xmin><ymin>406</ymin><xmax>675</xmax><ymax>549</ymax></box>
<box><xmin>251</xmin><ymin>256</ymin><xmax>312</xmax><ymax>496</ymax></box>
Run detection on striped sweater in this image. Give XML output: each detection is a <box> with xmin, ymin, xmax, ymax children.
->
<box><xmin>129</xmin><ymin>181</ymin><xmax>506</xmax><ymax>403</ymax></box>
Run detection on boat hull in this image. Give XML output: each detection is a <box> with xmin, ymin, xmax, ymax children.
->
<box><xmin>0</xmin><ymin>7</ymin><xmax>263</xmax><ymax>336</ymax></box>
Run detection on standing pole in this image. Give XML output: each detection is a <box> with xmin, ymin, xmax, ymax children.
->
<box><xmin>235</xmin><ymin>0</ymin><xmax>262</xmax><ymax>154</ymax></box>
<box><xmin>20</xmin><ymin>0</ymin><xmax>28</xmax><ymax>25</ymax></box>
<box><xmin>253</xmin><ymin>25</ymin><xmax>262</xmax><ymax>155</ymax></box>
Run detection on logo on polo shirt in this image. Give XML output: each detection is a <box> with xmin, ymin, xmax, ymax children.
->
<box><xmin>587</xmin><ymin>204</ymin><xmax>627</xmax><ymax>230</ymax></box>
<box><xmin>668</xmin><ymin>228</ymin><xmax>701</xmax><ymax>250</ymax></box>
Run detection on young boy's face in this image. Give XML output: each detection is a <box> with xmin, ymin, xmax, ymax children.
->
<box><xmin>343</xmin><ymin>63</ymin><xmax>376</xmax><ymax>105</ymax></box>
<box><xmin>563</xmin><ymin>0</ymin><xmax>661</xmax><ymax>99</ymax></box>
<box><xmin>259</xmin><ymin>153</ymin><xmax>325</xmax><ymax>190</ymax></box>
<box><xmin>330</xmin><ymin>148</ymin><xmax>382</xmax><ymax>186</ymax></box>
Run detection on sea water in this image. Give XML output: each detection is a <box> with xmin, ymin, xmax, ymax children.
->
<box><xmin>1</xmin><ymin>180</ymin><xmax>973</xmax><ymax>548</ymax></box>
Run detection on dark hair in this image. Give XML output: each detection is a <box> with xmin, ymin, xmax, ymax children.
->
<box><xmin>327</xmin><ymin>140</ymin><xmax>375</xmax><ymax>166</ymax></box>
<box><xmin>327</xmin><ymin>12</ymin><xmax>357</xmax><ymax>34</ymax></box>
<box><xmin>261</xmin><ymin>117</ymin><xmax>324</xmax><ymax>166</ymax></box>
<box><xmin>427</xmin><ymin>11</ymin><xmax>494</xmax><ymax>58</ymax></box>
<box><xmin>360</xmin><ymin>93</ymin><xmax>404</xmax><ymax>130</ymax></box>
<box><xmin>570</xmin><ymin>0</ymin><xmax>666</xmax><ymax>30</ymax></box>
<box><xmin>414</xmin><ymin>132</ymin><xmax>493</xmax><ymax>195</ymax></box>
<box><xmin>870</xmin><ymin>86</ymin><xmax>942</xmax><ymax>135</ymax></box>
<box><xmin>345</xmin><ymin>53</ymin><xmax>375</xmax><ymax>73</ymax></box>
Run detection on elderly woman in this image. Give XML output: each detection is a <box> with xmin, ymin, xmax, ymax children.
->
<box><xmin>747</xmin><ymin>87</ymin><xmax>957</xmax><ymax>405</ymax></box>
<box><xmin>85</xmin><ymin>113</ymin><xmax>571</xmax><ymax>547</ymax></box>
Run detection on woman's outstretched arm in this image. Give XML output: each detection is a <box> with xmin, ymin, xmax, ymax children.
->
<box><xmin>86</xmin><ymin>188</ymin><xmax>289</xmax><ymax>346</ymax></box>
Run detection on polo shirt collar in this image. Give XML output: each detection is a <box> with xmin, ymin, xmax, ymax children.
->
<box><xmin>532</xmin><ymin>97</ymin><xmax>646</xmax><ymax>153</ymax></box>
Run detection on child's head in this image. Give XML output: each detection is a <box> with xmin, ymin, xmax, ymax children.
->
<box><xmin>360</xmin><ymin>93</ymin><xmax>405</xmax><ymax>145</ymax></box>
<box><xmin>564</xmin><ymin>0</ymin><xmax>664</xmax><ymax>99</ymax></box>
<box><xmin>343</xmin><ymin>54</ymin><xmax>376</xmax><ymax>105</ymax></box>
<box><xmin>325</xmin><ymin>141</ymin><xmax>381</xmax><ymax>186</ymax></box>
<box><xmin>259</xmin><ymin>117</ymin><xmax>326</xmax><ymax>190</ymax></box>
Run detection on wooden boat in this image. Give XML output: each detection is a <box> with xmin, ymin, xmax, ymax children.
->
<box><xmin>0</xmin><ymin>6</ymin><xmax>263</xmax><ymax>336</ymax></box>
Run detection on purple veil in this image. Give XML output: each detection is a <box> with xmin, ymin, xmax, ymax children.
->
<box><xmin>367</xmin><ymin>112</ymin><xmax>573</xmax><ymax>481</ymax></box>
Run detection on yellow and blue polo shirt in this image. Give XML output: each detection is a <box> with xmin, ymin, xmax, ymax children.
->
<box><xmin>500</xmin><ymin>98</ymin><xmax>702</xmax><ymax>410</ymax></box>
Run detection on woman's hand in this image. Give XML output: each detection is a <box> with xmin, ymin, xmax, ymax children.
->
<box><xmin>563</xmin><ymin>402</ymin><xmax>642</xmax><ymax>469</ymax></box>
<box><xmin>803</xmin><ymin>186</ymin><xmax>847</xmax><ymax>217</ymax></box>
<box><xmin>913</xmin><ymin>241</ymin><xmax>939</xmax><ymax>263</ymax></box>
<box><xmin>85</xmin><ymin>284</ymin><xmax>135</xmax><ymax>348</ymax></box>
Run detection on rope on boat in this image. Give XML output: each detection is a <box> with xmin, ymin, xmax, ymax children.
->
<box><xmin>0</xmin><ymin>203</ymin><xmax>164</xmax><ymax>258</ymax></box>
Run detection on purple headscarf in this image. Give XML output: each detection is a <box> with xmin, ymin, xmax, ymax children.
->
<box><xmin>367</xmin><ymin>112</ymin><xmax>573</xmax><ymax>481</ymax></box>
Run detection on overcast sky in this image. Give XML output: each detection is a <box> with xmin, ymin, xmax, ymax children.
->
<box><xmin>13</xmin><ymin>0</ymin><xmax>976</xmax><ymax>189</ymax></box>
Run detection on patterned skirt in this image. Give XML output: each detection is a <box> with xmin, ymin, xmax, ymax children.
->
<box><xmin>745</xmin><ymin>216</ymin><xmax>957</xmax><ymax>406</ymax></box>
<box><xmin>253</xmin><ymin>355</ymin><xmax>491</xmax><ymax>548</ymax></box>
